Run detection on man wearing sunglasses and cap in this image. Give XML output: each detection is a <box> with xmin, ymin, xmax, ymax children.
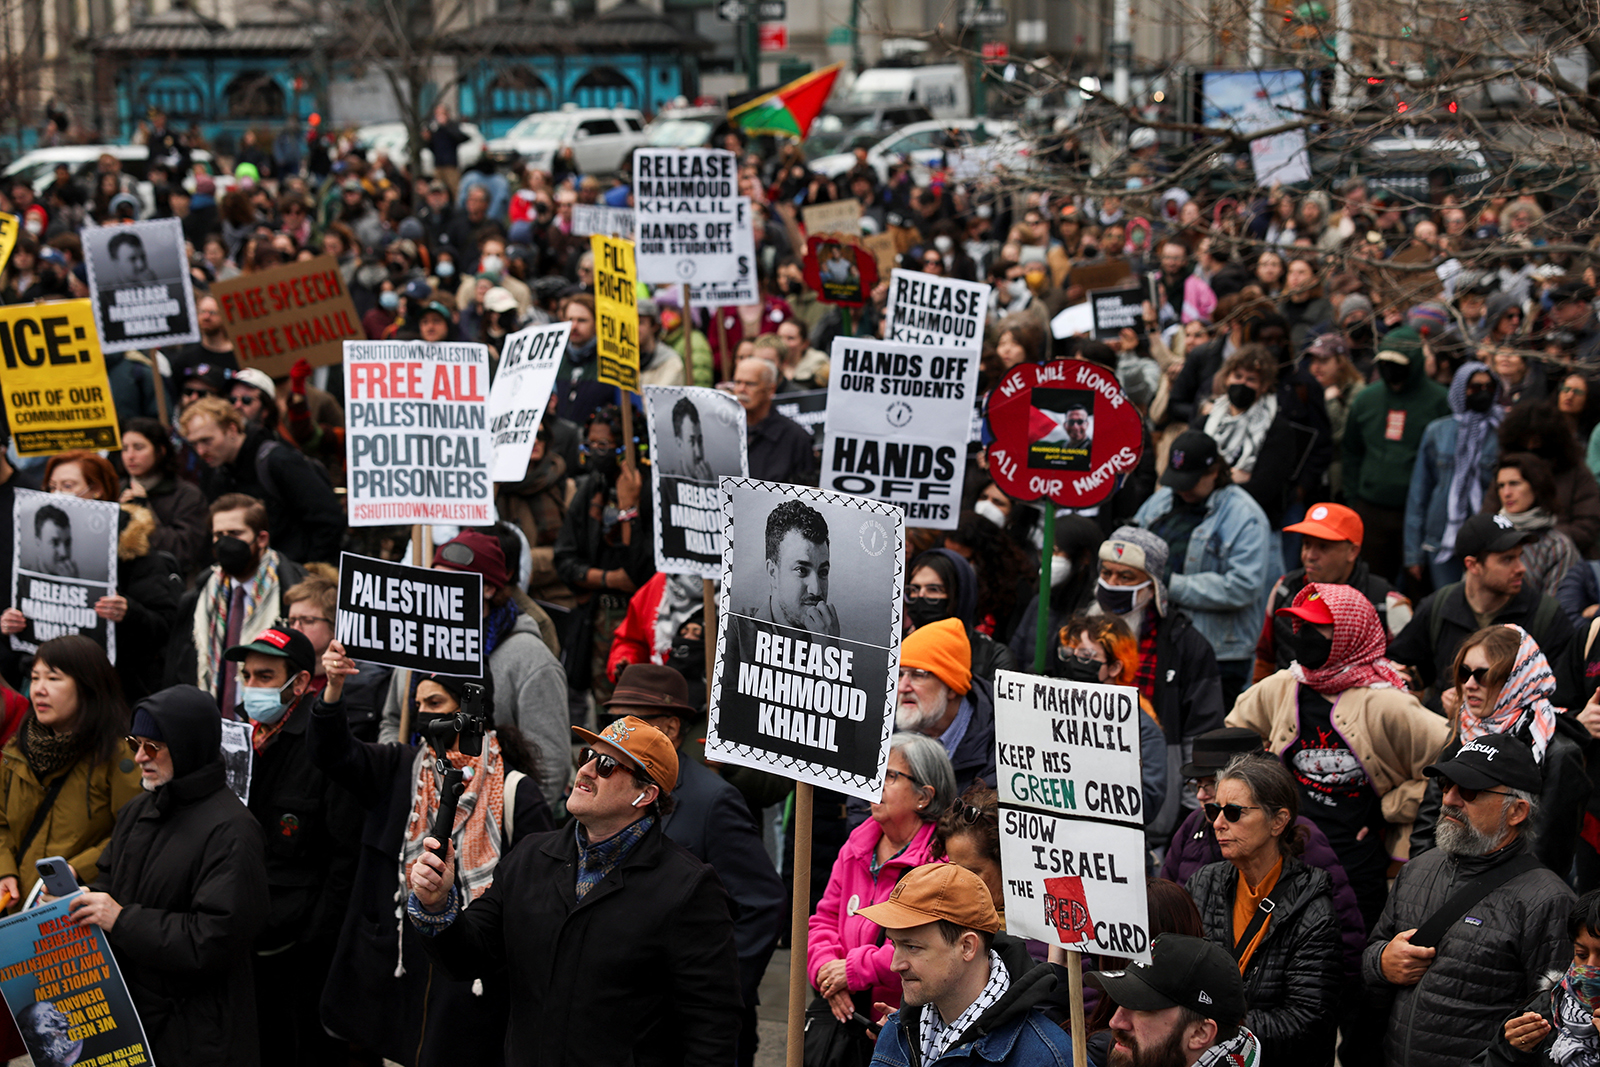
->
<box><xmin>1363</xmin><ymin>733</ymin><xmax>1576</xmax><ymax>1067</ymax></box>
<box><xmin>407</xmin><ymin>714</ymin><xmax>741</xmax><ymax>1066</ymax></box>
<box><xmin>1087</xmin><ymin>933</ymin><xmax>1258</xmax><ymax>1067</ymax></box>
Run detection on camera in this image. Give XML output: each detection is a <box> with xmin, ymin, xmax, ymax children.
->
<box><xmin>423</xmin><ymin>682</ymin><xmax>487</xmax><ymax>759</ymax></box>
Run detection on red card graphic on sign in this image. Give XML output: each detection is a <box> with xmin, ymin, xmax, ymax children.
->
<box><xmin>1044</xmin><ymin>876</ymin><xmax>1094</xmax><ymax>943</ymax></box>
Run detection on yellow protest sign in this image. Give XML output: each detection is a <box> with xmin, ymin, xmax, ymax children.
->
<box><xmin>0</xmin><ymin>299</ymin><xmax>121</xmax><ymax>455</ymax></box>
<box><xmin>591</xmin><ymin>234</ymin><xmax>639</xmax><ymax>393</ymax></box>
<box><xmin>0</xmin><ymin>213</ymin><xmax>18</xmax><ymax>276</ymax></box>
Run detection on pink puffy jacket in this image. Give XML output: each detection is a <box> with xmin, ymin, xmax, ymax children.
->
<box><xmin>806</xmin><ymin>817</ymin><xmax>939</xmax><ymax>1010</ymax></box>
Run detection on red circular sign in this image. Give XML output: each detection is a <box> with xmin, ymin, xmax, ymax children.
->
<box><xmin>985</xmin><ymin>359</ymin><xmax>1144</xmax><ymax>507</ymax></box>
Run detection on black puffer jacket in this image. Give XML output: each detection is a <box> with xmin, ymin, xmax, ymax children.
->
<box><xmin>1186</xmin><ymin>856</ymin><xmax>1342</xmax><ymax>1066</ymax></box>
<box><xmin>1361</xmin><ymin>836</ymin><xmax>1575</xmax><ymax>1067</ymax></box>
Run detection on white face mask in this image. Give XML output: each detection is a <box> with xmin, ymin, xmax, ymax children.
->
<box><xmin>1050</xmin><ymin>555</ymin><xmax>1072</xmax><ymax>588</ymax></box>
<box><xmin>480</xmin><ymin>254</ymin><xmax>504</xmax><ymax>275</ymax></box>
<box><xmin>934</xmin><ymin>236</ymin><xmax>953</xmax><ymax>254</ymax></box>
<box><xmin>974</xmin><ymin>499</ymin><xmax>1006</xmax><ymax>528</ymax></box>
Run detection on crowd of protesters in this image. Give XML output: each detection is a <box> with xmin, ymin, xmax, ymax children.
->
<box><xmin>0</xmin><ymin>104</ymin><xmax>1595</xmax><ymax>1067</ymax></box>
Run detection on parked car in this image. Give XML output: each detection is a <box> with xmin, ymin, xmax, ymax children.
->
<box><xmin>485</xmin><ymin>106</ymin><xmax>649</xmax><ymax>175</ymax></box>
<box><xmin>802</xmin><ymin>104</ymin><xmax>933</xmax><ymax>161</ymax></box>
<box><xmin>2</xmin><ymin>144</ymin><xmax>222</xmax><ymax>218</ymax></box>
<box><xmin>843</xmin><ymin>64</ymin><xmax>971</xmax><ymax>119</ymax></box>
<box><xmin>645</xmin><ymin>106</ymin><xmax>726</xmax><ymax>148</ymax></box>
<box><xmin>807</xmin><ymin>118</ymin><xmax>1030</xmax><ymax>185</ymax></box>
<box><xmin>355</xmin><ymin>121</ymin><xmax>485</xmax><ymax>175</ymax></box>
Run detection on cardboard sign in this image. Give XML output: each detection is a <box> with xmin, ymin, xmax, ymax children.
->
<box><xmin>211</xmin><ymin>254</ymin><xmax>363</xmax><ymax>378</ymax></box>
<box><xmin>0</xmin><ymin>300</ymin><xmax>121</xmax><ymax>456</ymax></box>
<box><xmin>633</xmin><ymin>148</ymin><xmax>744</xmax><ymax>284</ymax></box>
<box><xmin>986</xmin><ymin>359</ymin><xmax>1144</xmax><ymax>507</ymax></box>
<box><xmin>821</xmin><ymin>337</ymin><xmax>979</xmax><ymax>529</ymax></box>
<box><xmin>0</xmin><ymin>212</ymin><xmax>19</xmax><ymax>275</ymax></box>
<box><xmin>690</xmin><ymin>197</ymin><xmax>757</xmax><ymax>307</ymax></box>
<box><xmin>801</xmin><ymin>198</ymin><xmax>862</xmax><ymax>236</ymax></box>
<box><xmin>591</xmin><ymin>235</ymin><xmax>640</xmax><ymax>393</ymax></box>
<box><xmin>489</xmin><ymin>321</ymin><xmax>571</xmax><ymax>481</ymax></box>
<box><xmin>1068</xmin><ymin>260</ymin><xmax>1135</xmax><ymax>293</ymax></box>
<box><xmin>81</xmin><ymin>216</ymin><xmax>198</xmax><ymax>353</ymax></box>
<box><xmin>862</xmin><ymin>233</ymin><xmax>899</xmax><ymax>277</ymax></box>
<box><xmin>0</xmin><ymin>893</ymin><xmax>154</xmax><ymax>1067</ymax></box>
<box><xmin>705</xmin><ymin>478</ymin><xmax>904</xmax><ymax>801</ymax></box>
<box><xmin>10</xmin><ymin>490</ymin><xmax>118</xmax><ymax>661</ymax></box>
<box><xmin>1089</xmin><ymin>285</ymin><xmax>1146</xmax><ymax>340</ymax></box>
<box><xmin>883</xmin><ymin>270</ymin><xmax>990</xmax><ymax>351</ymax></box>
<box><xmin>572</xmin><ymin>204</ymin><xmax>636</xmax><ymax>238</ymax></box>
<box><xmin>645</xmin><ymin>385</ymin><xmax>749</xmax><ymax>577</ymax></box>
<box><xmin>343</xmin><ymin>340</ymin><xmax>494</xmax><ymax>527</ymax></box>
<box><xmin>336</xmin><ymin>552</ymin><xmax>485</xmax><ymax>677</ymax></box>
<box><xmin>774</xmin><ymin>388</ymin><xmax>828</xmax><ymax>452</ymax></box>
<box><xmin>804</xmin><ymin>235</ymin><xmax>879</xmax><ymax>307</ymax></box>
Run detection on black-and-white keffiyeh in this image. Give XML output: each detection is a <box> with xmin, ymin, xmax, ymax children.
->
<box><xmin>1550</xmin><ymin>963</ymin><xmax>1600</xmax><ymax>1066</ymax></box>
<box><xmin>919</xmin><ymin>950</ymin><xmax>1009</xmax><ymax>1063</ymax></box>
<box><xmin>1191</xmin><ymin>1025</ymin><xmax>1262</xmax><ymax>1067</ymax></box>
<box><xmin>1203</xmin><ymin>392</ymin><xmax>1278</xmax><ymax>474</ymax></box>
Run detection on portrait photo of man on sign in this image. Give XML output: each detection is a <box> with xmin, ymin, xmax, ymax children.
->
<box><xmin>751</xmin><ymin>499</ymin><xmax>839</xmax><ymax>639</ymax></box>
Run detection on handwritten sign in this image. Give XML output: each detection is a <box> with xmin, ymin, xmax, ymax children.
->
<box><xmin>211</xmin><ymin>254</ymin><xmax>363</xmax><ymax>378</ymax></box>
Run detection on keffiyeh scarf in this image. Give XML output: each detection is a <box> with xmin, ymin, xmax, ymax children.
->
<box><xmin>1550</xmin><ymin>963</ymin><xmax>1600</xmax><ymax>1065</ymax></box>
<box><xmin>1290</xmin><ymin>583</ymin><xmax>1408</xmax><ymax>694</ymax></box>
<box><xmin>1193</xmin><ymin>1026</ymin><xmax>1262</xmax><ymax>1067</ymax></box>
<box><xmin>1204</xmin><ymin>391</ymin><xmax>1278</xmax><ymax>474</ymax></box>
<box><xmin>1441</xmin><ymin>361</ymin><xmax>1503</xmax><ymax>563</ymax></box>
<box><xmin>1459</xmin><ymin>624</ymin><xmax>1560</xmax><ymax>764</ymax></box>
<box><xmin>920</xmin><ymin>950</ymin><xmax>1010</xmax><ymax>1062</ymax></box>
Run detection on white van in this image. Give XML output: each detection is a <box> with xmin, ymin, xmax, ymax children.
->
<box><xmin>844</xmin><ymin>65</ymin><xmax>971</xmax><ymax>120</ymax></box>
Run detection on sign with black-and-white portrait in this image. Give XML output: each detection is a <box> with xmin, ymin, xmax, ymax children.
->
<box><xmin>706</xmin><ymin>479</ymin><xmax>904</xmax><ymax>801</ymax></box>
<box><xmin>81</xmin><ymin>217</ymin><xmax>198</xmax><ymax>353</ymax></box>
<box><xmin>9</xmin><ymin>490</ymin><xmax>119</xmax><ymax>660</ymax></box>
<box><xmin>646</xmin><ymin>385</ymin><xmax>748</xmax><ymax>578</ymax></box>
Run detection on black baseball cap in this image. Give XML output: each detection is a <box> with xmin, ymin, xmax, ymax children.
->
<box><xmin>1160</xmin><ymin>431</ymin><xmax>1220</xmax><ymax>492</ymax></box>
<box><xmin>1087</xmin><ymin>933</ymin><xmax>1247</xmax><ymax>1024</ymax></box>
<box><xmin>1425</xmin><ymin>733</ymin><xmax>1542</xmax><ymax>794</ymax></box>
<box><xmin>224</xmin><ymin>625</ymin><xmax>316</xmax><ymax>676</ymax></box>
<box><xmin>1550</xmin><ymin>279</ymin><xmax>1597</xmax><ymax>305</ymax></box>
<box><xmin>1454</xmin><ymin>512</ymin><xmax>1537</xmax><ymax>563</ymax></box>
<box><xmin>1180</xmin><ymin>727</ymin><xmax>1263</xmax><ymax>778</ymax></box>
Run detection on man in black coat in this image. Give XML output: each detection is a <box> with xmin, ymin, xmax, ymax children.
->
<box><xmin>179</xmin><ymin>396</ymin><xmax>343</xmax><ymax>564</ymax></box>
<box><xmin>407</xmin><ymin>715</ymin><xmax>741</xmax><ymax>1066</ymax></box>
<box><xmin>600</xmin><ymin>664</ymin><xmax>784</xmax><ymax>1067</ymax></box>
<box><xmin>71</xmin><ymin>685</ymin><xmax>269</xmax><ymax>1067</ymax></box>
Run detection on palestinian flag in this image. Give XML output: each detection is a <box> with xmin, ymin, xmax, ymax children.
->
<box><xmin>728</xmin><ymin>63</ymin><xmax>843</xmax><ymax>140</ymax></box>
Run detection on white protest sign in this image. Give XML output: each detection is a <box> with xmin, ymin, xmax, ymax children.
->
<box><xmin>572</xmin><ymin>204</ymin><xmax>636</xmax><ymax>238</ymax></box>
<box><xmin>992</xmin><ymin>668</ymin><xmax>1151</xmax><ymax>961</ymax></box>
<box><xmin>9</xmin><ymin>490</ymin><xmax>118</xmax><ymax>661</ymax></box>
<box><xmin>343</xmin><ymin>340</ymin><xmax>494</xmax><ymax>527</ymax></box>
<box><xmin>821</xmin><ymin>336</ymin><xmax>979</xmax><ymax>529</ymax></box>
<box><xmin>489</xmin><ymin>321</ymin><xmax>570</xmax><ymax>481</ymax></box>
<box><xmin>633</xmin><ymin>148</ymin><xmax>743</xmax><ymax>285</ymax></box>
<box><xmin>882</xmin><ymin>269</ymin><xmax>990</xmax><ymax>352</ymax></box>
<box><xmin>1050</xmin><ymin>302</ymin><xmax>1095</xmax><ymax>339</ymax></box>
<box><xmin>690</xmin><ymin>197</ymin><xmax>757</xmax><ymax>307</ymax></box>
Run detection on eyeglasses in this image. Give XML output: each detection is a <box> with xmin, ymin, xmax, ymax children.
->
<box><xmin>1203</xmin><ymin>802</ymin><xmax>1261</xmax><ymax>823</ymax></box>
<box><xmin>125</xmin><ymin>736</ymin><xmax>167</xmax><ymax>758</ymax></box>
<box><xmin>948</xmin><ymin>798</ymin><xmax>995</xmax><ymax>825</ymax></box>
<box><xmin>897</xmin><ymin>668</ymin><xmax>935</xmax><ymax>683</ymax></box>
<box><xmin>287</xmin><ymin>614</ymin><xmax>332</xmax><ymax>629</ymax></box>
<box><xmin>578</xmin><ymin>747</ymin><xmax>624</xmax><ymax>779</ymax></box>
<box><xmin>1435</xmin><ymin>775</ymin><xmax>1513</xmax><ymax>804</ymax></box>
<box><xmin>884</xmin><ymin>767</ymin><xmax>923</xmax><ymax>788</ymax></box>
<box><xmin>1561</xmin><ymin>386</ymin><xmax>1586</xmax><ymax>395</ymax></box>
<box><xmin>182</xmin><ymin>386</ymin><xmax>215</xmax><ymax>398</ymax></box>
<box><xmin>1457</xmin><ymin>665</ymin><xmax>1494</xmax><ymax>686</ymax></box>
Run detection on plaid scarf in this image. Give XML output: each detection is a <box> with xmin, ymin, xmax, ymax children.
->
<box><xmin>193</xmin><ymin>552</ymin><xmax>284</xmax><ymax>699</ymax></box>
<box><xmin>1133</xmin><ymin>615</ymin><xmax>1159</xmax><ymax>703</ymax></box>
<box><xmin>919</xmin><ymin>950</ymin><xmax>1009</xmax><ymax>1062</ymax></box>
<box><xmin>575</xmin><ymin>815</ymin><xmax>654</xmax><ymax>900</ymax></box>
<box><xmin>1459</xmin><ymin>624</ymin><xmax>1559</xmax><ymax>764</ymax></box>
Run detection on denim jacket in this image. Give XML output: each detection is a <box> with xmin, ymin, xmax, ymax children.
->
<box><xmin>1402</xmin><ymin>414</ymin><xmax>1499</xmax><ymax>568</ymax></box>
<box><xmin>1133</xmin><ymin>484</ymin><xmax>1272</xmax><ymax>662</ymax></box>
<box><xmin>870</xmin><ymin>964</ymin><xmax>1073</xmax><ymax>1067</ymax></box>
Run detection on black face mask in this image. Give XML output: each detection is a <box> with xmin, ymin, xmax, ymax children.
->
<box><xmin>782</xmin><ymin>278</ymin><xmax>803</xmax><ymax>296</ymax></box>
<box><xmin>1284</xmin><ymin>625</ymin><xmax>1334</xmax><ymax>669</ymax></box>
<box><xmin>667</xmin><ymin>639</ymin><xmax>705</xmax><ymax>681</ymax></box>
<box><xmin>905</xmin><ymin>596</ymin><xmax>951</xmax><ymax>629</ymax></box>
<box><xmin>1464</xmin><ymin>388</ymin><xmax>1495</xmax><ymax>413</ymax></box>
<box><xmin>1096</xmin><ymin>579</ymin><xmax>1149</xmax><ymax>617</ymax></box>
<box><xmin>1348</xmin><ymin>322</ymin><xmax>1374</xmax><ymax>345</ymax></box>
<box><xmin>584</xmin><ymin>449</ymin><xmax>620</xmax><ymax>481</ymax></box>
<box><xmin>1377</xmin><ymin>360</ymin><xmax>1410</xmax><ymax>388</ymax></box>
<box><xmin>212</xmin><ymin>535</ymin><xmax>257</xmax><ymax>579</ymax></box>
<box><xmin>1226</xmin><ymin>383</ymin><xmax>1258</xmax><ymax>410</ymax></box>
<box><xmin>1060</xmin><ymin>655</ymin><xmax>1102</xmax><ymax>683</ymax></box>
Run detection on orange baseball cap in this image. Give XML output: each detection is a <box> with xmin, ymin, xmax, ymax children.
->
<box><xmin>855</xmin><ymin>863</ymin><xmax>1002</xmax><ymax>934</ymax></box>
<box><xmin>571</xmin><ymin>716</ymin><xmax>679</xmax><ymax>796</ymax></box>
<box><xmin>1277</xmin><ymin>588</ymin><xmax>1335</xmax><ymax>626</ymax></box>
<box><xmin>1283</xmin><ymin>503</ymin><xmax>1363</xmax><ymax>546</ymax></box>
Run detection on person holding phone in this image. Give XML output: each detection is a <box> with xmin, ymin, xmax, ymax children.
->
<box><xmin>0</xmin><ymin>635</ymin><xmax>141</xmax><ymax>907</ymax></box>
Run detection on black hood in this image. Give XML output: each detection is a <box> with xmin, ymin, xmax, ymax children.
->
<box><xmin>134</xmin><ymin>685</ymin><xmax>227</xmax><ymax>811</ymax></box>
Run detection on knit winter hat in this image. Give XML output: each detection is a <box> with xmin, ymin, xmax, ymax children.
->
<box><xmin>1406</xmin><ymin>300</ymin><xmax>1451</xmax><ymax>339</ymax></box>
<box><xmin>1098</xmin><ymin>525</ymin><xmax>1171</xmax><ymax>616</ymax></box>
<box><xmin>1339</xmin><ymin>293</ymin><xmax>1374</xmax><ymax>325</ymax></box>
<box><xmin>900</xmin><ymin>617</ymin><xmax>972</xmax><ymax>695</ymax></box>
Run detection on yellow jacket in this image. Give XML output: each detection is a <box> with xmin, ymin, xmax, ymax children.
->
<box><xmin>0</xmin><ymin>738</ymin><xmax>144</xmax><ymax>897</ymax></box>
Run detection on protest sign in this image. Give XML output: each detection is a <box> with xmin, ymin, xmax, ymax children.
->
<box><xmin>211</xmin><ymin>254</ymin><xmax>363</xmax><ymax>378</ymax></box>
<box><xmin>591</xmin><ymin>235</ymin><xmax>640</xmax><ymax>393</ymax></box>
<box><xmin>343</xmin><ymin>340</ymin><xmax>494</xmax><ymax>527</ymax></box>
<box><xmin>801</xmin><ymin>198</ymin><xmax>861</xmax><ymax>236</ymax></box>
<box><xmin>1089</xmin><ymin>285</ymin><xmax>1146</xmax><ymax>340</ymax></box>
<box><xmin>572</xmin><ymin>204</ymin><xmax>636</xmax><ymax>238</ymax></box>
<box><xmin>0</xmin><ymin>893</ymin><xmax>153</xmax><ymax>1067</ymax></box>
<box><xmin>335</xmin><ymin>552</ymin><xmax>485</xmax><ymax>677</ymax></box>
<box><xmin>489</xmin><ymin>321</ymin><xmax>571</xmax><ymax>481</ymax></box>
<box><xmin>706</xmin><ymin>479</ymin><xmax>904</xmax><ymax>801</ymax></box>
<box><xmin>633</xmin><ymin>147</ymin><xmax>743</xmax><ymax>284</ymax></box>
<box><xmin>81</xmin><ymin>216</ymin><xmax>198</xmax><ymax>353</ymax></box>
<box><xmin>0</xmin><ymin>300</ymin><xmax>121</xmax><ymax>456</ymax></box>
<box><xmin>1068</xmin><ymin>260</ymin><xmax>1134</xmax><ymax>293</ymax></box>
<box><xmin>774</xmin><ymin>388</ymin><xmax>828</xmax><ymax>452</ymax></box>
<box><xmin>992</xmin><ymin>668</ymin><xmax>1151</xmax><ymax>959</ymax></box>
<box><xmin>821</xmin><ymin>337</ymin><xmax>978</xmax><ymax>528</ymax></box>
<box><xmin>986</xmin><ymin>359</ymin><xmax>1144</xmax><ymax>508</ymax></box>
<box><xmin>690</xmin><ymin>198</ymin><xmax>757</xmax><ymax>307</ymax></box>
<box><xmin>803</xmin><ymin>235</ymin><xmax>878</xmax><ymax>307</ymax></box>
<box><xmin>0</xmin><ymin>212</ymin><xmax>19</xmax><ymax>274</ymax></box>
<box><xmin>1049</xmin><ymin>302</ymin><xmax>1095</xmax><ymax>340</ymax></box>
<box><xmin>862</xmin><ymin>234</ymin><xmax>898</xmax><ymax>277</ymax></box>
<box><xmin>220</xmin><ymin>718</ymin><xmax>253</xmax><ymax>804</ymax></box>
<box><xmin>9</xmin><ymin>490</ymin><xmax>117</xmax><ymax>661</ymax></box>
<box><xmin>645</xmin><ymin>386</ymin><xmax>748</xmax><ymax>577</ymax></box>
<box><xmin>883</xmin><ymin>269</ymin><xmax>990</xmax><ymax>351</ymax></box>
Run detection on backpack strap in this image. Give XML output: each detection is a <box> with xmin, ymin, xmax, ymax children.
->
<box><xmin>1527</xmin><ymin>592</ymin><xmax>1560</xmax><ymax>643</ymax></box>
<box><xmin>1428</xmin><ymin>583</ymin><xmax>1463</xmax><ymax>649</ymax></box>
<box><xmin>254</xmin><ymin>439</ymin><xmax>282</xmax><ymax>502</ymax></box>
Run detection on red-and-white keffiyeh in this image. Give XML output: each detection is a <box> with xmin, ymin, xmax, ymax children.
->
<box><xmin>1459</xmin><ymin>624</ymin><xmax>1560</xmax><ymax>764</ymax></box>
<box><xmin>1289</xmin><ymin>582</ymin><xmax>1409</xmax><ymax>694</ymax></box>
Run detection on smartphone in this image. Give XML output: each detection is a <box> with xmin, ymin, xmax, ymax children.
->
<box><xmin>35</xmin><ymin>856</ymin><xmax>79</xmax><ymax>899</ymax></box>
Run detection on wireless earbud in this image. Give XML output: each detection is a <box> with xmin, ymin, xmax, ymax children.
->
<box><xmin>631</xmin><ymin>792</ymin><xmax>648</xmax><ymax>807</ymax></box>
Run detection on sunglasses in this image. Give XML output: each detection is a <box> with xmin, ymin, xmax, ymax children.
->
<box><xmin>1457</xmin><ymin>665</ymin><xmax>1494</xmax><ymax>686</ymax></box>
<box><xmin>1203</xmin><ymin>802</ymin><xmax>1261</xmax><ymax>823</ymax></box>
<box><xmin>578</xmin><ymin>747</ymin><xmax>624</xmax><ymax>779</ymax></box>
<box><xmin>125</xmin><ymin>736</ymin><xmax>167</xmax><ymax>758</ymax></box>
<box><xmin>948</xmin><ymin>798</ymin><xmax>994</xmax><ymax>825</ymax></box>
<box><xmin>182</xmin><ymin>387</ymin><xmax>215</xmax><ymax>398</ymax></box>
<box><xmin>1434</xmin><ymin>774</ymin><xmax>1513</xmax><ymax>804</ymax></box>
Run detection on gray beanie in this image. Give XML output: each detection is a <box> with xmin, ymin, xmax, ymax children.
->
<box><xmin>1098</xmin><ymin>526</ymin><xmax>1170</xmax><ymax>616</ymax></box>
<box><xmin>1340</xmin><ymin>293</ymin><xmax>1374</xmax><ymax>324</ymax></box>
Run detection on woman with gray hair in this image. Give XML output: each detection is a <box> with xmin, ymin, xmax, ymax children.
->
<box><xmin>1185</xmin><ymin>753</ymin><xmax>1343</xmax><ymax>1066</ymax></box>
<box><xmin>806</xmin><ymin>732</ymin><xmax>955</xmax><ymax>1054</ymax></box>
